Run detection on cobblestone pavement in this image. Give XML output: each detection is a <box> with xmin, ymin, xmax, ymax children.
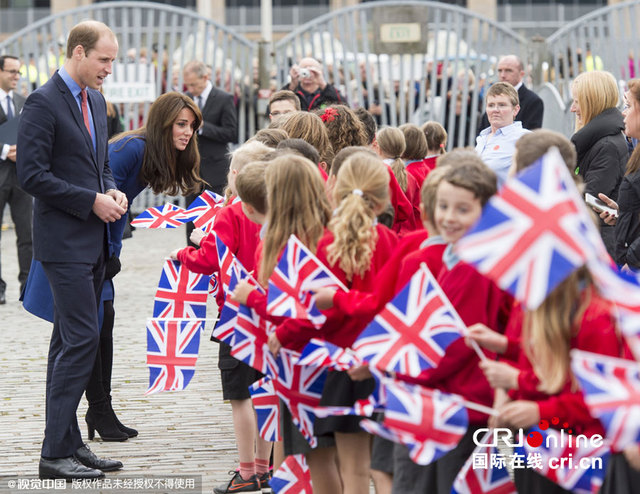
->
<box><xmin>0</xmin><ymin>224</ymin><xmax>238</xmax><ymax>491</ymax></box>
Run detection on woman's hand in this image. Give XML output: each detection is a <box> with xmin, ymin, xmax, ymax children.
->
<box><xmin>169</xmin><ymin>248</ymin><xmax>181</xmax><ymax>260</ymax></box>
<box><xmin>230</xmin><ymin>279</ymin><xmax>255</xmax><ymax>305</ymax></box>
<box><xmin>597</xmin><ymin>193</ymin><xmax>619</xmax><ymax>226</ymax></box>
<box><xmin>496</xmin><ymin>400</ymin><xmax>540</xmax><ymax>429</ymax></box>
<box><xmin>465</xmin><ymin>323</ymin><xmax>508</xmax><ymax>354</ymax></box>
<box><xmin>268</xmin><ymin>332</ymin><xmax>282</xmax><ymax>356</ymax></box>
<box><xmin>479</xmin><ymin>360</ymin><xmax>520</xmax><ymax>390</ymax></box>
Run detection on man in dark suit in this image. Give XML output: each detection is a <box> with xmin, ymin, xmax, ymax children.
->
<box><xmin>17</xmin><ymin>21</ymin><xmax>127</xmax><ymax>480</ymax></box>
<box><xmin>479</xmin><ymin>54</ymin><xmax>544</xmax><ymax>131</ymax></box>
<box><xmin>182</xmin><ymin>60</ymin><xmax>238</xmax><ymax>244</ymax></box>
<box><xmin>0</xmin><ymin>54</ymin><xmax>31</xmax><ymax>305</ymax></box>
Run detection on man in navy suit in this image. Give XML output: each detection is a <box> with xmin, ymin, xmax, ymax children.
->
<box><xmin>479</xmin><ymin>54</ymin><xmax>544</xmax><ymax>132</ymax></box>
<box><xmin>0</xmin><ymin>54</ymin><xmax>31</xmax><ymax>305</ymax></box>
<box><xmin>17</xmin><ymin>21</ymin><xmax>128</xmax><ymax>480</ymax></box>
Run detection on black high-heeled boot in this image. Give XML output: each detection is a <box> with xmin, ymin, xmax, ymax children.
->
<box><xmin>85</xmin><ymin>400</ymin><xmax>128</xmax><ymax>442</ymax></box>
<box><xmin>108</xmin><ymin>397</ymin><xmax>138</xmax><ymax>438</ymax></box>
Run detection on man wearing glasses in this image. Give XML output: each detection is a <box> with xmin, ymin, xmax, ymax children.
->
<box><xmin>0</xmin><ymin>55</ymin><xmax>32</xmax><ymax>305</ymax></box>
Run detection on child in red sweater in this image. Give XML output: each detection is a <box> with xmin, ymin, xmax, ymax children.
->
<box><xmin>421</xmin><ymin>120</ymin><xmax>447</xmax><ymax>173</ymax></box>
<box><xmin>375</xmin><ymin>126</ymin><xmax>422</xmax><ymax>232</ymax></box>
<box><xmin>170</xmin><ymin>145</ymin><xmax>271</xmax><ymax>494</ymax></box>
<box><xmin>392</xmin><ymin>154</ymin><xmax>514</xmax><ymax>494</ymax></box>
<box><xmin>232</xmin><ymin>154</ymin><xmax>343</xmax><ymax>494</ymax></box>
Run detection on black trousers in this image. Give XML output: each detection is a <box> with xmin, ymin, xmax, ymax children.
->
<box><xmin>41</xmin><ymin>251</ymin><xmax>105</xmax><ymax>458</ymax></box>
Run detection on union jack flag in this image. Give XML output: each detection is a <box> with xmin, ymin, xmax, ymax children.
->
<box><xmin>360</xmin><ymin>377</ymin><xmax>468</xmax><ymax>465</ymax></box>
<box><xmin>267</xmin><ymin>235</ymin><xmax>346</xmax><ymax>328</ymax></box>
<box><xmin>209</xmin><ymin>273</ymin><xmax>219</xmax><ymax>299</ymax></box>
<box><xmin>213</xmin><ymin>233</ymin><xmax>235</xmax><ymax>292</ymax></box>
<box><xmin>185</xmin><ymin>190</ymin><xmax>225</xmax><ymax>233</ymax></box>
<box><xmin>515</xmin><ymin>425</ymin><xmax>610</xmax><ymax>493</ymax></box>
<box><xmin>588</xmin><ymin>259</ymin><xmax>640</xmax><ymax>360</ymax></box>
<box><xmin>153</xmin><ymin>259</ymin><xmax>209</xmax><ymax>319</ymax></box>
<box><xmin>571</xmin><ymin>349</ymin><xmax>640</xmax><ymax>452</ymax></box>
<box><xmin>145</xmin><ymin>319</ymin><xmax>203</xmax><ymax>394</ymax></box>
<box><xmin>130</xmin><ymin>203</ymin><xmax>190</xmax><ymax>228</ymax></box>
<box><xmin>455</xmin><ymin>147</ymin><xmax>609</xmax><ymax>310</ymax></box>
<box><xmin>270</xmin><ymin>454</ymin><xmax>312</xmax><ymax>494</ymax></box>
<box><xmin>452</xmin><ymin>430</ymin><xmax>516</xmax><ymax>494</ymax></box>
<box><xmin>231</xmin><ymin>302</ymin><xmax>277</xmax><ymax>378</ymax></box>
<box><xmin>249</xmin><ymin>377</ymin><xmax>281</xmax><ymax>442</ymax></box>
<box><xmin>272</xmin><ymin>348</ymin><xmax>328</xmax><ymax>447</ymax></box>
<box><xmin>298</xmin><ymin>338</ymin><xmax>361</xmax><ymax>371</ymax></box>
<box><xmin>212</xmin><ymin>257</ymin><xmax>264</xmax><ymax>346</ymax></box>
<box><xmin>352</xmin><ymin>265</ymin><xmax>464</xmax><ymax>378</ymax></box>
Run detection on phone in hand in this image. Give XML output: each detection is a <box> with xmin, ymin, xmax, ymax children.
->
<box><xmin>585</xmin><ymin>193</ymin><xmax>618</xmax><ymax>217</ymax></box>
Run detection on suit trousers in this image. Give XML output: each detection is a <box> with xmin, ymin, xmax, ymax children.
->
<box><xmin>41</xmin><ymin>250</ymin><xmax>106</xmax><ymax>458</ymax></box>
<box><xmin>0</xmin><ymin>160</ymin><xmax>33</xmax><ymax>293</ymax></box>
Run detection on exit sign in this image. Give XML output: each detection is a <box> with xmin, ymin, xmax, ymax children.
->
<box><xmin>380</xmin><ymin>23</ymin><xmax>421</xmax><ymax>43</ymax></box>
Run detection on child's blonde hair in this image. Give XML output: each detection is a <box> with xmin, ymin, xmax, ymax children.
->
<box><xmin>327</xmin><ymin>152</ymin><xmax>389</xmax><ymax>281</ymax></box>
<box><xmin>259</xmin><ymin>155</ymin><xmax>332</xmax><ymax>285</ymax></box>
<box><xmin>420</xmin><ymin>165</ymin><xmax>450</xmax><ymax>229</ymax></box>
<box><xmin>376</xmin><ymin>127</ymin><xmax>408</xmax><ymax>192</ymax></box>
<box><xmin>421</xmin><ymin>121</ymin><xmax>447</xmax><ymax>155</ymax></box>
<box><xmin>399</xmin><ymin>123</ymin><xmax>428</xmax><ymax>161</ymax></box>
<box><xmin>223</xmin><ymin>141</ymin><xmax>272</xmax><ymax>205</ymax></box>
<box><xmin>523</xmin><ymin>267</ymin><xmax>593</xmax><ymax>394</ymax></box>
<box><xmin>235</xmin><ymin>161</ymin><xmax>268</xmax><ymax>215</ymax></box>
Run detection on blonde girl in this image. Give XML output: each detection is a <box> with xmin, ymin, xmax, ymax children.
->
<box><xmin>313</xmin><ymin>152</ymin><xmax>398</xmax><ymax>494</ymax></box>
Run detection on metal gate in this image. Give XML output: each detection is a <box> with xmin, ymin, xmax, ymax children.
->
<box><xmin>0</xmin><ymin>1</ymin><xmax>257</xmax><ymax>143</ymax></box>
<box><xmin>274</xmin><ymin>0</ymin><xmax>529</xmax><ymax>149</ymax></box>
<box><xmin>545</xmin><ymin>0</ymin><xmax>640</xmax><ymax>101</ymax></box>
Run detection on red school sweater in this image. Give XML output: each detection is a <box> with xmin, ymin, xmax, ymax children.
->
<box><xmin>404</xmin><ymin>255</ymin><xmax>514</xmax><ymax>425</ymax></box>
<box><xmin>177</xmin><ymin>200</ymin><xmax>260</xmax><ymax>308</ymax></box>
<box><xmin>510</xmin><ymin>288</ymin><xmax>626</xmax><ymax>437</ymax></box>
<box><xmin>272</xmin><ymin>224</ymin><xmax>398</xmax><ymax>352</ymax></box>
<box><xmin>384</xmin><ymin>164</ymin><xmax>418</xmax><ymax>235</ymax></box>
<box><xmin>332</xmin><ymin>229</ymin><xmax>431</xmax><ymax>320</ymax></box>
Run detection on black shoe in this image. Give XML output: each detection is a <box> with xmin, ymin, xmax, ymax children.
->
<box><xmin>258</xmin><ymin>472</ymin><xmax>272</xmax><ymax>493</ymax></box>
<box><xmin>39</xmin><ymin>456</ymin><xmax>104</xmax><ymax>480</ymax></box>
<box><xmin>0</xmin><ymin>292</ymin><xmax>5</xmax><ymax>305</ymax></box>
<box><xmin>86</xmin><ymin>402</ymin><xmax>128</xmax><ymax>442</ymax></box>
<box><xmin>213</xmin><ymin>471</ymin><xmax>261</xmax><ymax>494</ymax></box>
<box><xmin>74</xmin><ymin>444</ymin><xmax>123</xmax><ymax>472</ymax></box>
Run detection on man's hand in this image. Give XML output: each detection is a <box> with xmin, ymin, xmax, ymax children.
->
<box><xmin>106</xmin><ymin>189</ymin><xmax>128</xmax><ymax>210</ymax></box>
<box><xmin>288</xmin><ymin>65</ymin><xmax>300</xmax><ymax>91</ymax></box>
<box><xmin>310</xmin><ymin>66</ymin><xmax>327</xmax><ymax>90</ymax></box>
<box><xmin>93</xmin><ymin>193</ymin><xmax>126</xmax><ymax>223</ymax></box>
<box><xmin>7</xmin><ymin>145</ymin><xmax>16</xmax><ymax>162</ymax></box>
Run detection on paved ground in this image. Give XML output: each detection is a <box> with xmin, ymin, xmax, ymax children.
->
<box><xmin>0</xmin><ymin>222</ymin><xmax>239</xmax><ymax>491</ymax></box>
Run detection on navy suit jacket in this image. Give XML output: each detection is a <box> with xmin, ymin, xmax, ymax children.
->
<box><xmin>16</xmin><ymin>71</ymin><xmax>116</xmax><ymax>263</ymax></box>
